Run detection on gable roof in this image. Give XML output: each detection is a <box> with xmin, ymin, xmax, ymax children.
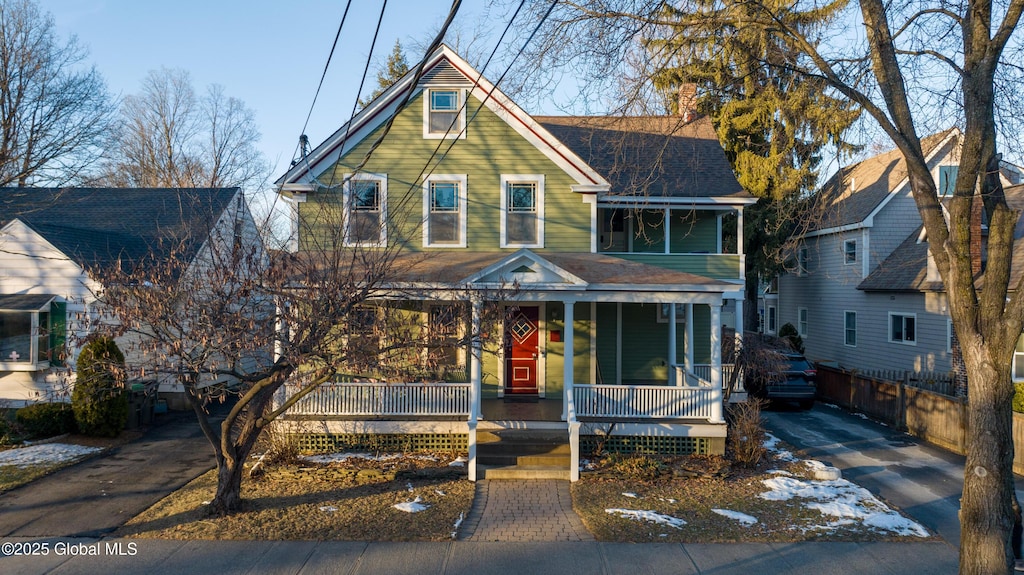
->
<box><xmin>1</xmin><ymin>187</ymin><xmax>240</xmax><ymax>275</ymax></box>
<box><xmin>535</xmin><ymin>115</ymin><xmax>750</xmax><ymax>201</ymax></box>
<box><xmin>277</xmin><ymin>45</ymin><xmax>607</xmax><ymax>190</ymax></box>
<box><xmin>860</xmin><ymin>183</ymin><xmax>1024</xmax><ymax>292</ymax></box>
<box><xmin>808</xmin><ymin>129</ymin><xmax>958</xmax><ymax>234</ymax></box>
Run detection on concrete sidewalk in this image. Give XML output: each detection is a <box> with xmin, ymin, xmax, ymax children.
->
<box><xmin>0</xmin><ymin>537</ymin><xmax>958</xmax><ymax>574</ymax></box>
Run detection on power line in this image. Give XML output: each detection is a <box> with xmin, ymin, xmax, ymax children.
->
<box><xmin>295</xmin><ymin>0</ymin><xmax>354</xmax><ymax>163</ymax></box>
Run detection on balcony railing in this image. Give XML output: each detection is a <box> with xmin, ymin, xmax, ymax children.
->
<box><xmin>283</xmin><ymin>382</ymin><xmax>471</xmax><ymax>417</ymax></box>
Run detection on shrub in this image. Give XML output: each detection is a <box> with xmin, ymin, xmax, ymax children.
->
<box><xmin>72</xmin><ymin>337</ymin><xmax>128</xmax><ymax>437</ymax></box>
<box><xmin>1014</xmin><ymin>383</ymin><xmax>1024</xmax><ymax>413</ymax></box>
<box><xmin>727</xmin><ymin>399</ymin><xmax>767</xmax><ymax>468</ymax></box>
<box><xmin>15</xmin><ymin>403</ymin><xmax>76</xmax><ymax>438</ymax></box>
<box><xmin>603</xmin><ymin>453</ymin><xmax>665</xmax><ymax>481</ymax></box>
<box><xmin>778</xmin><ymin>323</ymin><xmax>805</xmax><ymax>354</ymax></box>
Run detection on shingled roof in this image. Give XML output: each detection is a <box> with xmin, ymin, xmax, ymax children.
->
<box><xmin>0</xmin><ymin>187</ymin><xmax>240</xmax><ymax>275</ymax></box>
<box><xmin>809</xmin><ymin>129</ymin><xmax>958</xmax><ymax>233</ymax></box>
<box><xmin>860</xmin><ymin>183</ymin><xmax>1024</xmax><ymax>292</ymax></box>
<box><xmin>536</xmin><ymin>115</ymin><xmax>750</xmax><ymax>200</ymax></box>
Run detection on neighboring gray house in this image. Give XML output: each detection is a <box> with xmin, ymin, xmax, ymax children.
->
<box><xmin>777</xmin><ymin>129</ymin><xmax>1021</xmax><ymax>377</ymax></box>
<box><xmin>0</xmin><ymin>188</ymin><xmax>257</xmax><ymax>406</ymax></box>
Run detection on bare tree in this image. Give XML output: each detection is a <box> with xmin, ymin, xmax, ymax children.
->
<box><xmin>0</xmin><ymin>0</ymin><xmax>114</xmax><ymax>187</ymax></box>
<box><xmin>518</xmin><ymin>1</ymin><xmax>1024</xmax><ymax>572</ymax></box>
<box><xmin>97</xmin><ymin>68</ymin><xmax>270</xmax><ymax>191</ymax></box>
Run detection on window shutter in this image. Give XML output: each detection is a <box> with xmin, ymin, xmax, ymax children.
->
<box><xmin>49</xmin><ymin>301</ymin><xmax>66</xmax><ymax>367</ymax></box>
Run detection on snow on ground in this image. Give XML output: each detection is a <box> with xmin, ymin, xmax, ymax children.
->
<box><xmin>622</xmin><ymin>492</ymin><xmax>639</xmax><ymax>498</ymax></box>
<box><xmin>0</xmin><ymin>443</ymin><xmax>101</xmax><ymax>468</ymax></box>
<box><xmin>394</xmin><ymin>496</ymin><xmax>430</xmax><ymax>513</ymax></box>
<box><xmin>763</xmin><ymin>433</ymin><xmax>798</xmax><ymax>462</ymax></box>
<box><xmin>713</xmin><ymin>509</ymin><xmax>758</xmax><ymax>525</ymax></box>
<box><xmin>760</xmin><ymin>468</ymin><xmax>929</xmax><ymax>537</ymax></box>
<box><xmin>448</xmin><ymin>456</ymin><xmax>467</xmax><ymax>467</ymax></box>
<box><xmin>605</xmin><ymin>508</ymin><xmax>687</xmax><ymax>528</ymax></box>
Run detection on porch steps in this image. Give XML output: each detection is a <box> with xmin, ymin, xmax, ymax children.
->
<box><xmin>477</xmin><ymin>429</ymin><xmax>571</xmax><ymax>480</ymax></box>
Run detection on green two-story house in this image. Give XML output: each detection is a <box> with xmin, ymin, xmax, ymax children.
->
<box><xmin>275</xmin><ymin>46</ymin><xmax>754</xmax><ymax>480</ymax></box>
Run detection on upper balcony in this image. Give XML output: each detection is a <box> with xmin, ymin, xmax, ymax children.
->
<box><xmin>596</xmin><ymin>206</ymin><xmax>744</xmax><ymax>281</ymax></box>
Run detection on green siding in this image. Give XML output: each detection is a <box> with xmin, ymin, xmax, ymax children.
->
<box><xmin>543</xmin><ymin>302</ymin><xmax>592</xmax><ymax>396</ymax></box>
<box><xmin>611</xmin><ymin>253</ymin><xmax>741</xmax><ymax>279</ymax></box>
<box><xmin>595</xmin><ymin>302</ymin><xmax>713</xmax><ymax>383</ymax></box>
<box><xmin>595</xmin><ymin>303</ymin><xmax>618</xmax><ymax>384</ymax></box>
<box><xmin>669</xmin><ymin>210</ymin><xmax>718</xmax><ymax>253</ymax></box>
<box><xmin>301</xmin><ymin>91</ymin><xmax>591</xmax><ymax>253</ymax></box>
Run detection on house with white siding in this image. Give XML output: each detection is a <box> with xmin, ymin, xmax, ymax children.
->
<box><xmin>776</xmin><ymin>129</ymin><xmax>1022</xmax><ymax>382</ymax></box>
<box><xmin>0</xmin><ymin>187</ymin><xmax>258</xmax><ymax>406</ymax></box>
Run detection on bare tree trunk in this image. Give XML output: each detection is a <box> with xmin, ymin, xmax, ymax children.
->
<box><xmin>960</xmin><ymin>345</ymin><xmax>1017</xmax><ymax>574</ymax></box>
<box><xmin>210</xmin><ymin>453</ymin><xmax>246</xmax><ymax>515</ymax></box>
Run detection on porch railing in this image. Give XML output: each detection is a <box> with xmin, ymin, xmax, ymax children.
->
<box><xmin>574</xmin><ymin>383</ymin><xmax>714</xmax><ymax>420</ymax></box>
<box><xmin>690</xmin><ymin>364</ymin><xmax>739</xmax><ymax>390</ymax></box>
<box><xmin>283</xmin><ymin>382</ymin><xmax>471</xmax><ymax>417</ymax></box>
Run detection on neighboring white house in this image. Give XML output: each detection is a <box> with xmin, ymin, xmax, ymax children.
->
<box><xmin>776</xmin><ymin>129</ymin><xmax>1022</xmax><ymax>383</ymax></box>
<box><xmin>0</xmin><ymin>187</ymin><xmax>258</xmax><ymax>407</ymax></box>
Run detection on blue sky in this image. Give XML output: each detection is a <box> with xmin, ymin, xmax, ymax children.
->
<box><xmin>39</xmin><ymin>0</ymin><xmax>502</xmax><ymax>180</ymax></box>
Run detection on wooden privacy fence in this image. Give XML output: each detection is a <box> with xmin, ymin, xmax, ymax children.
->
<box><xmin>815</xmin><ymin>365</ymin><xmax>1024</xmax><ymax>475</ymax></box>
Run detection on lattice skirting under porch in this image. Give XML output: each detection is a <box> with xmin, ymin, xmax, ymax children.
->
<box><xmin>580</xmin><ymin>435</ymin><xmax>722</xmax><ymax>455</ymax></box>
<box><xmin>296</xmin><ymin>433</ymin><xmax>469</xmax><ymax>453</ymax></box>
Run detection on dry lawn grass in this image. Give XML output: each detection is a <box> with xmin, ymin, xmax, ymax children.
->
<box><xmin>116</xmin><ymin>454</ymin><xmax>474</xmax><ymax>541</ymax></box>
<box><xmin>572</xmin><ymin>453</ymin><xmax>934</xmax><ymax>543</ymax></box>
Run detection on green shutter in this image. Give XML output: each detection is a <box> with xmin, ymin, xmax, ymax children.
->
<box><xmin>49</xmin><ymin>301</ymin><xmax>66</xmax><ymax>366</ymax></box>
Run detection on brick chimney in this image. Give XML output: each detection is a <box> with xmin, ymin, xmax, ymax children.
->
<box><xmin>678</xmin><ymin>83</ymin><xmax>697</xmax><ymax>122</ymax></box>
<box><xmin>970</xmin><ymin>192</ymin><xmax>984</xmax><ymax>276</ymax></box>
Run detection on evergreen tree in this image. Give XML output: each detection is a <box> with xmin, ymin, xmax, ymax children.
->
<box><xmin>359</xmin><ymin>40</ymin><xmax>410</xmax><ymax>108</ymax></box>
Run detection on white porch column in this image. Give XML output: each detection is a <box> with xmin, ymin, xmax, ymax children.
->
<box><xmin>562</xmin><ymin>299</ymin><xmax>576</xmax><ymax>421</ymax></box>
<box><xmin>468</xmin><ymin>298</ymin><xmax>483</xmax><ymax>482</ymax></box>
<box><xmin>685</xmin><ymin>303</ymin><xmax>694</xmax><ymax>372</ymax></box>
<box><xmin>709</xmin><ymin>303</ymin><xmax>725</xmax><ymax>423</ymax></box>
<box><xmin>668</xmin><ymin>303</ymin><xmax>678</xmax><ymax>385</ymax></box>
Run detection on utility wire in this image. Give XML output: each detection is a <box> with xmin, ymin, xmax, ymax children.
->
<box><xmin>295</xmin><ymin>0</ymin><xmax>354</xmax><ymax>163</ymax></box>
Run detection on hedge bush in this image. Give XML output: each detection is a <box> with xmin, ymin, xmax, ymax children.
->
<box><xmin>1014</xmin><ymin>383</ymin><xmax>1024</xmax><ymax>413</ymax></box>
<box><xmin>779</xmin><ymin>323</ymin><xmax>805</xmax><ymax>354</ymax></box>
<box><xmin>15</xmin><ymin>403</ymin><xmax>76</xmax><ymax>438</ymax></box>
<box><xmin>72</xmin><ymin>337</ymin><xmax>128</xmax><ymax>437</ymax></box>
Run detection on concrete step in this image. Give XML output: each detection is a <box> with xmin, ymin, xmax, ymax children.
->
<box><xmin>477</xmin><ymin>452</ymin><xmax>571</xmax><ymax>467</ymax></box>
<box><xmin>478</xmin><ymin>464</ymin><xmax>571</xmax><ymax>480</ymax></box>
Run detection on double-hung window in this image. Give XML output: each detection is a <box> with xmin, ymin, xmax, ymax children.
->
<box><xmin>424</xmin><ymin>89</ymin><xmax>465</xmax><ymax>138</ymax></box>
<box><xmin>844</xmin><ymin>239</ymin><xmax>857</xmax><ymax>264</ymax></box>
<box><xmin>798</xmin><ymin>308</ymin><xmax>808</xmax><ymax>337</ymax></box>
<box><xmin>889</xmin><ymin>312</ymin><xmax>917</xmax><ymax>344</ymax></box>
<box><xmin>501</xmin><ymin>175</ymin><xmax>544</xmax><ymax>247</ymax></box>
<box><xmin>343</xmin><ymin>174</ymin><xmax>386</xmax><ymax>246</ymax></box>
<box><xmin>424</xmin><ymin>175</ymin><xmax>467</xmax><ymax>247</ymax></box>
<box><xmin>844</xmin><ymin>311</ymin><xmax>857</xmax><ymax>347</ymax></box>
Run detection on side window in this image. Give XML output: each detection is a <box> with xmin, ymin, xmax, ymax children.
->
<box><xmin>798</xmin><ymin>308</ymin><xmax>808</xmax><ymax>337</ymax></box>
<box><xmin>845</xmin><ymin>311</ymin><xmax>857</xmax><ymax>347</ymax></box>
<box><xmin>501</xmin><ymin>175</ymin><xmax>544</xmax><ymax>248</ymax></box>
<box><xmin>423</xmin><ymin>175</ymin><xmax>467</xmax><ymax>247</ymax></box>
<box><xmin>767</xmin><ymin>305</ymin><xmax>777</xmax><ymax>334</ymax></box>
<box><xmin>844</xmin><ymin>239</ymin><xmax>857</xmax><ymax>264</ymax></box>
<box><xmin>889</xmin><ymin>312</ymin><xmax>917</xmax><ymax>345</ymax></box>
<box><xmin>798</xmin><ymin>247</ymin><xmax>809</xmax><ymax>276</ymax></box>
<box><xmin>424</xmin><ymin>89</ymin><xmax>465</xmax><ymax>138</ymax></box>
<box><xmin>939</xmin><ymin>165</ymin><xmax>958</xmax><ymax>197</ymax></box>
<box><xmin>343</xmin><ymin>174</ymin><xmax>386</xmax><ymax>246</ymax></box>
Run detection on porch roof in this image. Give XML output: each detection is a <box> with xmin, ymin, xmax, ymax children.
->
<box><xmin>287</xmin><ymin>249</ymin><xmax>740</xmax><ymax>300</ymax></box>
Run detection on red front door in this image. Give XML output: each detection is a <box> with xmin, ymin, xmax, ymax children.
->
<box><xmin>505</xmin><ymin>306</ymin><xmax>539</xmax><ymax>394</ymax></box>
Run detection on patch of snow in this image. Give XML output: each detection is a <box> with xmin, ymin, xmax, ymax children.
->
<box><xmin>0</xmin><ymin>443</ymin><xmax>101</xmax><ymax>468</ymax></box>
<box><xmin>448</xmin><ymin>456</ymin><xmax>467</xmax><ymax>467</ymax></box>
<box><xmin>854</xmin><ymin>413</ymin><xmax>870</xmax><ymax>420</ymax></box>
<box><xmin>579</xmin><ymin>459</ymin><xmax>599</xmax><ymax>471</ymax></box>
<box><xmin>319</xmin><ymin>506</ymin><xmax>337</xmax><ymax>512</ymax></box>
<box><xmin>605</xmin><ymin>509</ymin><xmax>687</xmax><ymax>529</ymax></box>
<box><xmin>622</xmin><ymin>492</ymin><xmax>639</xmax><ymax>498</ymax></box>
<box><xmin>759</xmin><ymin>475</ymin><xmax>929</xmax><ymax>537</ymax></box>
<box><xmin>768</xmin><ymin>469</ymin><xmax>793</xmax><ymax>476</ymax></box>
<box><xmin>451</xmin><ymin>512</ymin><xmax>464</xmax><ymax>539</ymax></box>
<box><xmin>822</xmin><ymin>403</ymin><xmax>840</xmax><ymax>410</ymax></box>
<box><xmin>394</xmin><ymin>496</ymin><xmax>430</xmax><ymax>513</ymax></box>
<box><xmin>301</xmin><ymin>452</ymin><xmax>437</xmax><ymax>464</ymax></box>
<box><xmin>658</xmin><ymin>497</ymin><xmax>677</xmax><ymax>504</ymax></box>
<box><xmin>435</xmin><ymin>490</ymin><xmax>447</xmax><ymax>497</ymax></box>
<box><xmin>406</xmin><ymin>481</ymin><xmax>415</xmax><ymax>492</ymax></box>
<box><xmin>763</xmin><ymin>433</ymin><xmax>797</xmax><ymax>462</ymax></box>
<box><xmin>712</xmin><ymin>508</ymin><xmax>758</xmax><ymax>526</ymax></box>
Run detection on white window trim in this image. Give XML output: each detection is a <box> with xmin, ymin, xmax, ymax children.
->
<box><xmin>0</xmin><ymin>309</ymin><xmax>50</xmax><ymax>371</ymax></box>
<box><xmin>947</xmin><ymin>319</ymin><xmax>954</xmax><ymax>353</ymax></box>
<box><xmin>843</xmin><ymin>239</ymin><xmax>857</xmax><ymax>264</ymax></box>
<box><xmin>342</xmin><ymin>173</ymin><xmax>387</xmax><ymax>247</ymax></box>
<box><xmin>888</xmin><ymin>311</ymin><xmax>918</xmax><ymax>345</ymax></box>
<box><xmin>422</xmin><ymin>88</ymin><xmax>467</xmax><ymax>140</ymax></box>
<box><xmin>797</xmin><ymin>307</ymin><xmax>808</xmax><ymax>337</ymax></box>
<box><xmin>423</xmin><ymin>174</ymin><xmax>468</xmax><ymax>248</ymax></box>
<box><xmin>844</xmin><ymin>310</ymin><xmax>857</xmax><ymax>347</ymax></box>
<box><xmin>500</xmin><ymin>174</ymin><xmax>545</xmax><ymax>248</ymax></box>
<box><xmin>656</xmin><ymin>303</ymin><xmax>687</xmax><ymax>324</ymax></box>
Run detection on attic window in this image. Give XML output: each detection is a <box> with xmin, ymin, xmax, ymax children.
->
<box><xmin>939</xmin><ymin>165</ymin><xmax>958</xmax><ymax>197</ymax></box>
<box><xmin>511</xmin><ymin>265</ymin><xmax>535</xmax><ymax>273</ymax></box>
<box><xmin>424</xmin><ymin>89</ymin><xmax>465</xmax><ymax>139</ymax></box>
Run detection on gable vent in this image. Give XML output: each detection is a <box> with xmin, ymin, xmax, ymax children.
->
<box><xmin>511</xmin><ymin>265</ymin><xmax>535</xmax><ymax>273</ymax></box>
<box><xmin>418</xmin><ymin>60</ymin><xmax>473</xmax><ymax>87</ymax></box>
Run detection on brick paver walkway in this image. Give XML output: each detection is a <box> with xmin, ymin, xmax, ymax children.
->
<box><xmin>459</xmin><ymin>480</ymin><xmax>594</xmax><ymax>541</ymax></box>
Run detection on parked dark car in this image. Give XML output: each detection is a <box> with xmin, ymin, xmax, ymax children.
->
<box><xmin>746</xmin><ymin>352</ymin><xmax>817</xmax><ymax>409</ymax></box>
